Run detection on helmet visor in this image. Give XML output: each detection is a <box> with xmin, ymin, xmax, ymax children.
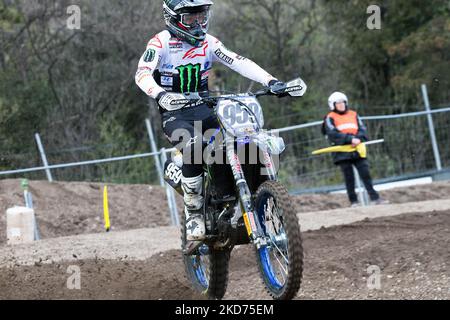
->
<box><xmin>180</xmin><ymin>9</ymin><xmax>211</xmax><ymax>28</ymax></box>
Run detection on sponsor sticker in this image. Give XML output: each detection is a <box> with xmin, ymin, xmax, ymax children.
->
<box><xmin>176</xmin><ymin>63</ymin><xmax>201</xmax><ymax>93</ymax></box>
<box><xmin>201</xmin><ymin>71</ymin><xmax>209</xmax><ymax>80</ymax></box>
<box><xmin>161</xmin><ymin>76</ymin><xmax>173</xmax><ymax>86</ymax></box>
<box><xmin>183</xmin><ymin>41</ymin><xmax>209</xmax><ymax>59</ymax></box>
<box><xmin>136</xmin><ymin>67</ymin><xmax>152</xmax><ymax>80</ymax></box>
<box><xmin>169</xmin><ymin>42</ymin><xmax>183</xmax><ymax>49</ymax></box>
<box><xmin>162</xmin><ymin>64</ymin><xmax>174</xmax><ymax>70</ymax></box>
<box><xmin>143</xmin><ymin>49</ymin><xmax>156</xmax><ymax>63</ymax></box>
<box><xmin>230</xmin><ymin>153</ymin><xmax>242</xmax><ymax>173</ymax></box>
<box><xmin>248</xmin><ymin>211</ymin><xmax>258</xmax><ymax>232</ymax></box>
<box><xmin>215</xmin><ymin>48</ymin><xmax>234</xmax><ymax>65</ymax></box>
<box><xmin>243</xmin><ymin>213</ymin><xmax>253</xmax><ymax>236</ymax></box>
<box><xmin>137</xmin><ymin>66</ymin><xmax>152</xmax><ymax>72</ymax></box>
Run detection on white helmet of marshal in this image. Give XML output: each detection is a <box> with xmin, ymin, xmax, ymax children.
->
<box><xmin>328</xmin><ymin>92</ymin><xmax>348</xmax><ymax>111</ymax></box>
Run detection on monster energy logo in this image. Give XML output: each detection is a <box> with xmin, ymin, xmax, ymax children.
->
<box><xmin>176</xmin><ymin>63</ymin><xmax>201</xmax><ymax>93</ymax></box>
<box><xmin>143</xmin><ymin>49</ymin><xmax>155</xmax><ymax>63</ymax></box>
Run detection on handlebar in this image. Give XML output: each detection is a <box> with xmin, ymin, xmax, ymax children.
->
<box><xmin>182</xmin><ymin>87</ymin><xmax>276</xmax><ymax>108</ymax></box>
<box><xmin>254</xmin><ymin>88</ymin><xmax>271</xmax><ymax>97</ymax></box>
<box><xmin>179</xmin><ymin>77</ymin><xmax>307</xmax><ymax>109</ymax></box>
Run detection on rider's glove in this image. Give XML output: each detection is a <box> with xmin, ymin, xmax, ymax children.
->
<box><xmin>156</xmin><ymin>92</ymin><xmax>187</xmax><ymax>111</ymax></box>
<box><xmin>268</xmin><ymin>80</ymin><xmax>289</xmax><ymax>97</ymax></box>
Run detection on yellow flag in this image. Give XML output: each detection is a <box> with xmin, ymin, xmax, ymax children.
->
<box><xmin>312</xmin><ymin>143</ymin><xmax>367</xmax><ymax>158</ymax></box>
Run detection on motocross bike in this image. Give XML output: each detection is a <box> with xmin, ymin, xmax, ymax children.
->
<box><xmin>163</xmin><ymin>78</ymin><xmax>306</xmax><ymax>300</ymax></box>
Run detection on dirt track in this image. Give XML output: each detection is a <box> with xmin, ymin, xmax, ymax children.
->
<box><xmin>2</xmin><ymin>179</ymin><xmax>450</xmax><ymax>244</ymax></box>
<box><xmin>0</xmin><ymin>179</ymin><xmax>449</xmax><ymax>300</ymax></box>
<box><xmin>0</xmin><ymin>210</ymin><xmax>448</xmax><ymax>300</ymax></box>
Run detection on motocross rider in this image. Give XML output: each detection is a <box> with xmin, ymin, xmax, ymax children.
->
<box><xmin>135</xmin><ymin>0</ymin><xmax>286</xmax><ymax>241</ymax></box>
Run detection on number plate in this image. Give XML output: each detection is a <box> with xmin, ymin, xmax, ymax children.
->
<box><xmin>216</xmin><ymin>97</ymin><xmax>264</xmax><ymax>136</ymax></box>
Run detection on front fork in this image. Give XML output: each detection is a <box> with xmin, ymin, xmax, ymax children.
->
<box><xmin>226</xmin><ymin>140</ymin><xmax>276</xmax><ymax>248</ymax></box>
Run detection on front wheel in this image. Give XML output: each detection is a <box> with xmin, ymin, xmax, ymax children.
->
<box><xmin>254</xmin><ymin>181</ymin><xmax>303</xmax><ymax>300</ymax></box>
<box><xmin>181</xmin><ymin>212</ymin><xmax>231</xmax><ymax>300</ymax></box>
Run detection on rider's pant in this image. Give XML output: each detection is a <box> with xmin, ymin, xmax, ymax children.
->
<box><xmin>161</xmin><ymin>104</ymin><xmax>220</xmax><ymax>178</ymax></box>
<box><xmin>162</xmin><ymin>104</ymin><xmax>219</xmax><ymax>213</ymax></box>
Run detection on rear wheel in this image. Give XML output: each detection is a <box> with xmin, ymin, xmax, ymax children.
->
<box><xmin>254</xmin><ymin>181</ymin><xmax>303</xmax><ymax>300</ymax></box>
<box><xmin>181</xmin><ymin>212</ymin><xmax>231</xmax><ymax>300</ymax></box>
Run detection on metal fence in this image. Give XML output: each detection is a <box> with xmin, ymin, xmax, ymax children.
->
<box><xmin>277</xmin><ymin>94</ymin><xmax>450</xmax><ymax>195</ymax></box>
<box><xmin>278</xmin><ymin>106</ymin><xmax>450</xmax><ymax>194</ymax></box>
<box><xmin>1</xmin><ymin>84</ymin><xmax>450</xmax><ymax>224</ymax></box>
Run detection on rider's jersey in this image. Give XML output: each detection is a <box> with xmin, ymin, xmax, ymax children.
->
<box><xmin>135</xmin><ymin>30</ymin><xmax>276</xmax><ymax>99</ymax></box>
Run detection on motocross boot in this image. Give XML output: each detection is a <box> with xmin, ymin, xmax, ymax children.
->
<box><xmin>181</xmin><ymin>174</ymin><xmax>206</xmax><ymax>241</ymax></box>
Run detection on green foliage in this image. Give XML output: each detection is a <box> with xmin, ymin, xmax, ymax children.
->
<box><xmin>0</xmin><ymin>70</ymin><xmax>52</xmax><ymax>155</ymax></box>
<box><xmin>387</xmin><ymin>14</ymin><xmax>450</xmax><ymax>105</ymax></box>
<box><xmin>322</xmin><ymin>0</ymin><xmax>450</xmax><ymax>109</ymax></box>
<box><xmin>0</xmin><ymin>3</ymin><xmax>23</xmax><ymax>30</ymax></box>
<box><xmin>0</xmin><ymin>0</ymin><xmax>449</xmax><ymax>186</ymax></box>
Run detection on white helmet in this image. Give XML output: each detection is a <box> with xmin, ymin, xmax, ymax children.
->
<box><xmin>328</xmin><ymin>92</ymin><xmax>348</xmax><ymax>111</ymax></box>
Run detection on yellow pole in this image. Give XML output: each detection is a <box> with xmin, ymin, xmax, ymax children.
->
<box><xmin>103</xmin><ymin>186</ymin><xmax>111</xmax><ymax>232</ymax></box>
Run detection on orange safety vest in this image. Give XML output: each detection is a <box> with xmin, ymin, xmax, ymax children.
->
<box><xmin>327</xmin><ymin>110</ymin><xmax>359</xmax><ymax>135</ymax></box>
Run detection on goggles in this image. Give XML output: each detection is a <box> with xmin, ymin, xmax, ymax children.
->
<box><xmin>179</xmin><ymin>10</ymin><xmax>211</xmax><ymax>28</ymax></box>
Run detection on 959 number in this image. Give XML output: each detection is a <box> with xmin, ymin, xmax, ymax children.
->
<box><xmin>165</xmin><ymin>162</ymin><xmax>182</xmax><ymax>184</ymax></box>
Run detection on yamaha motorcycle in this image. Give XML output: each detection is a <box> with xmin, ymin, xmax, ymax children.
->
<box><xmin>163</xmin><ymin>78</ymin><xmax>307</xmax><ymax>300</ymax></box>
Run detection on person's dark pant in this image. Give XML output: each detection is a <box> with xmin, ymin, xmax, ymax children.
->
<box><xmin>338</xmin><ymin>158</ymin><xmax>379</xmax><ymax>203</ymax></box>
<box><xmin>161</xmin><ymin>104</ymin><xmax>220</xmax><ymax>178</ymax></box>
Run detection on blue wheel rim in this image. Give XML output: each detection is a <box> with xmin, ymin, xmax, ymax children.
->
<box><xmin>256</xmin><ymin>193</ymin><xmax>288</xmax><ymax>290</ymax></box>
<box><xmin>191</xmin><ymin>245</ymin><xmax>209</xmax><ymax>288</ymax></box>
<box><xmin>258</xmin><ymin>246</ymin><xmax>283</xmax><ymax>289</ymax></box>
